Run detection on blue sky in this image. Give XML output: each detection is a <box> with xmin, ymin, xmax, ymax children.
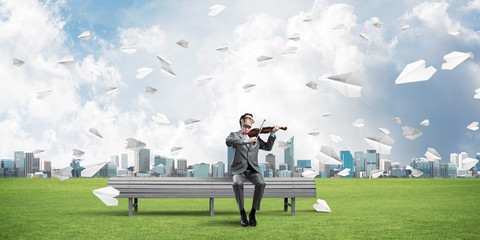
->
<box><xmin>0</xmin><ymin>0</ymin><xmax>479</xmax><ymax>170</ymax></box>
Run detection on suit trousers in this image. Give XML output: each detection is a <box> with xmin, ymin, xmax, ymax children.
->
<box><xmin>232</xmin><ymin>170</ymin><xmax>266</xmax><ymax>211</ymax></box>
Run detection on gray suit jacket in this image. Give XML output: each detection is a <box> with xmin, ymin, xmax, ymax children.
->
<box><xmin>226</xmin><ymin>130</ymin><xmax>276</xmax><ymax>175</ymax></box>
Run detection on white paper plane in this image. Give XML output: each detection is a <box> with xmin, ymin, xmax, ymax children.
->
<box><xmin>93</xmin><ymin>186</ymin><xmax>119</xmax><ymax>206</ymax></box>
<box><xmin>420</xmin><ymin>119</ymin><xmax>430</xmax><ymax>127</ymax></box>
<box><xmin>106</xmin><ymin>87</ymin><xmax>118</xmax><ymax>93</ymax></box>
<box><xmin>176</xmin><ymin>39</ymin><xmax>189</xmax><ymax>48</ymax></box>
<box><xmin>378</xmin><ymin>128</ymin><xmax>390</xmax><ymax>135</ymax></box>
<box><xmin>196</xmin><ymin>75</ymin><xmax>214</xmax><ymax>86</ymax></box>
<box><xmin>393</xmin><ymin>117</ymin><xmax>402</xmax><ymax>124</ymax></box>
<box><xmin>89</xmin><ymin>128</ymin><xmax>103</xmax><ymax>139</ymax></box>
<box><xmin>278</xmin><ymin>141</ymin><xmax>292</xmax><ymax>149</ymax></box>
<box><xmin>338</xmin><ymin>168</ymin><xmax>350</xmax><ymax>177</ymax></box>
<box><xmin>333</xmin><ymin>24</ymin><xmax>345</xmax><ymax>30</ymax></box>
<box><xmin>461</xmin><ymin>158</ymin><xmax>479</xmax><ymax>170</ymax></box>
<box><xmin>401</xmin><ymin>25</ymin><xmax>410</xmax><ymax>30</ymax></box>
<box><xmin>365</xmin><ymin>133</ymin><xmax>395</xmax><ymax>155</ymax></box>
<box><xmin>352</xmin><ymin>118</ymin><xmax>365</xmax><ymax>128</ymax></box>
<box><xmin>126</xmin><ymin>138</ymin><xmax>146</xmax><ymax>151</ymax></box>
<box><xmin>313</xmin><ymin>199</ymin><xmax>331</xmax><ymax>212</ymax></box>
<box><xmin>145</xmin><ymin>86</ymin><xmax>157</xmax><ymax>94</ymax></box>
<box><xmin>58</xmin><ymin>56</ymin><xmax>74</xmax><ymax>65</ymax></box>
<box><xmin>395</xmin><ymin>59</ymin><xmax>436</xmax><ymax>84</ymax></box>
<box><xmin>53</xmin><ymin>166</ymin><xmax>72</xmax><ymax>181</ymax></box>
<box><xmin>81</xmin><ymin>162</ymin><xmax>107</xmax><ymax>177</ymax></box>
<box><xmin>12</xmin><ymin>58</ymin><xmax>24</xmax><ymax>66</ymax></box>
<box><xmin>448</xmin><ymin>28</ymin><xmax>459</xmax><ymax>36</ymax></box>
<box><xmin>156</xmin><ymin>55</ymin><xmax>176</xmax><ymax>77</ymax></box>
<box><xmin>441</xmin><ymin>51</ymin><xmax>473</xmax><ymax>70</ymax></box>
<box><xmin>302</xmin><ymin>170</ymin><xmax>318</xmax><ymax>178</ymax></box>
<box><xmin>371</xmin><ymin>17</ymin><xmax>383</xmax><ymax>28</ymax></box>
<box><xmin>257</xmin><ymin>55</ymin><xmax>273</xmax><ymax>67</ymax></box>
<box><xmin>32</xmin><ymin>149</ymin><xmax>45</xmax><ymax>155</ymax></box>
<box><xmin>37</xmin><ymin>90</ymin><xmax>53</xmax><ymax>100</ymax></box>
<box><xmin>305</xmin><ymin>81</ymin><xmax>318</xmax><ymax>90</ymax></box>
<box><xmin>170</xmin><ymin>146</ymin><xmax>183</xmax><ymax>155</ymax></box>
<box><xmin>288</xmin><ymin>33</ymin><xmax>300</xmax><ymax>41</ymax></box>
<box><xmin>215</xmin><ymin>44</ymin><xmax>242</xmax><ymax>59</ymax></box>
<box><xmin>308</xmin><ymin>131</ymin><xmax>320</xmax><ymax>136</ymax></box>
<box><xmin>316</xmin><ymin>146</ymin><xmax>342</xmax><ymax>165</ymax></box>
<box><xmin>72</xmin><ymin>149</ymin><xmax>85</xmax><ymax>157</ymax></box>
<box><xmin>467</xmin><ymin>121</ymin><xmax>479</xmax><ymax>131</ymax></box>
<box><xmin>120</xmin><ymin>44</ymin><xmax>136</xmax><ymax>54</ymax></box>
<box><xmin>323</xmin><ymin>112</ymin><xmax>331</xmax><ymax>117</ymax></box>
<box><xmin>152</xmin><ymin>113</ymin><xmax>169</xmax><ymax>124</ymax></box>
<box><xmin>282</xmin><ymin>46</ymin><xmax>298</xmax><ymax>54</ymax></box>
<box><xmin>359</xmin><ymin>33</ymin><xmax>369</xmax><ymax>41</ymax></box>
<box><xmin>303</xmin><ymin>16</ymin><xmax>313</xmax><ymax>22</ymax></box>
<box><xmin>411</xmin><ymin>168</ymin><xmax>423</xmax><ymax>178</ymax></box>
<box><xmin>243</xmin><ymin>84</ymin><xmax>256</xmax><ymax>93</ymax></box>
<box><xmin>208</xmin><ymin>4</ymin><xmax>226</xmax><ymax>16</ymax></box>
<box><xmin>402</xmin><ymin>126</ymin><xmax>422</xmax><ymax>140</ymax></box>
<box><xmin>185</xmin><ymin>118</ymin><xmax>200</xmax><ymax>126</ymax></box>
<box><xmin>474</xmin><ymin>88</ymin><xmax>480</xmax><ymax>99</ymax></box>
<box><xmin>323</xmin><ymin>72</ymin><xmax>364</xmax><ymax>97</ymax></box>
<box><xmin>136</xmin><ymin>67</ymin><xmax>153</xmax><ymax>79</ymax></box>
<box><xmin>78</xmin><ymin>31</ymin><xmax>91</xmax><ymax>40</ymax></box>
<box><xmin>424</xmin><ymin>147</ymin><xmax>441</xmax><ymax>160</ymax></box>
<box><xmin>330</xmin><ymin>134</ymin><xmax>343</xmax><ymax>143</ymax></box>
<box><xmin>371</xmin><ymin>169</ymin><xmax>383</xmax><ymax>178</ymax></box>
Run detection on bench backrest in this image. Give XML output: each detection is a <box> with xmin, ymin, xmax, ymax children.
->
<box><xmin>107</xmin><ymin>177</ymin><xmax>317</xmax><ymax>199</ymax></box>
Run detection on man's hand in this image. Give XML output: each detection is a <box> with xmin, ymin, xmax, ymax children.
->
<box><xmin>246</xmin><ymin>137</ymin><xmax>257</xmax><ymax>144</ymax></box>
<box><xmin>271</xmin><ymin>125</ymin><xmax>280</xmax><ymax>133</ymax></box>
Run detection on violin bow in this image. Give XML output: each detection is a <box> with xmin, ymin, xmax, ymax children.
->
<box><xmin>254</xmin><ymin>119</ymin><xmax>266</xmax><ymax>145</ymax></box>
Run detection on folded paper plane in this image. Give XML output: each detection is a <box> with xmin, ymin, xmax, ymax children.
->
<box><xmin>323</xmin><ymin>72</ymin><xmax>364</xmax><ymax>97</ymax></box>
<box><xmin>126</xmin><ymin>138</ymin><xmax>146</xmax><ymax>150</ymax></box>
<box><xmin>302</xmin><ymin>170</ymin><xmax>318</xmax><ymax>178</ymax></box>
<box><xmin>308</xmin><ymin>131</ymin><xmax>320</xmax><ymax>136</ymax></box>
<box><xmin>120</xmin><ymin>44</ymin><xmax>136</xmax><ymax>54</ymax></box>
<box><xmin>32</xmin><ymin>149</ymin><xmax>45</xmax><ymax>155</ymax></box>
<box><xmin>53</xmin><ymin>166</ymin><xmax>72</xmax><ymax>181</ymax></box>
<box><xmin>322</xmin><ymin>112</ymin><xmax>331</xmax><ymax>117</ymax></box>
<box><xmin>313</xmin><ymin>199</ymin><xmax>331</xmax><ymax>212</ymax></box>
<box><xmin>467</xmin><ymin>122</ymin><xmax>479</xmax><ymax>131</ymax></box>
<box><xmin>448</xmin><ymin>28</ymin><xmax>459</xmax><ymax>36</ymax></box>
<box><xmin>145</xmin><ymin>86</ymin><xmax>157</xmax><ymax>94</ymax></box>
<box><xmin>330</xmin><ymin>134</ymin><xmax>343</xmax><ymax>143</ymax></box>
<box><xmin>37</xmin><ymin>90</ymin><xmax>53</xmax><ymax>100</ymax></box>
<box><xmin>215</xmin><ymin>44</ymin><xmax>242</xmax><ymax>59</ymax></box>
<box><xmin>402</xmin><ymin>126</ymin><xmax>422</xmax><ymax>140</ymax></box>
<box><xmin>395</xmin><ymin>59</ymin><xmax>436</xmax><ymax>84</ymax></box>
<box><xmin>282</xmin><ymin>46</ymin><xmax>298</xmax><ymax>54</ymax></box>
<box><xmin>401</xmin><ymin>25</ymin><xmax>410</xmax><ymax>30</ymax></box>
<box><xmin>170</xmin><ymin>146</ymin><xmax>183</xmax><ymax>154</ymax></box>
<box><xmin>352</xmin><ymin>118</ymin><xmax>365</xmax><ymax>128</ymax></box>
<box><xmin>106</xmin><ymin>87</ymin><xmax>118</xmax><ymax>93</ymax></box>
<box><xmin>371</xmin><ymin>169</ymin><xmax>383</xmax><ymax>178</ymax></box>
<box><xmin>411</xmin><ymin>168</ymin><xmax>423</xmax><ymax>178</ymax></box>
<box><xmin>288</xmin><ymin>33</ymin><xmax>300</xmax><ymax>41</ymax></box>
<box><xmin>461</xmin><ymin>158</ymin><xmax>479</xmax><ymax>171</ymax></box>
<box><xmin>378</xmin><ymin>128</ymin><xmax>390</xmax><ymax>135</ymax></box>
<box><xmin>371</xmin><ymin>17</ymin><xmax>383</xmax><ymax>28</ymax></box>
<box><xmin>185</xmin><ymin>118</ymin><xmax>200</xmax><ymax>126</ymax></box>
<box><xmin>303</xmin><ymin>16</ymin><xmax>313</xmax><ymax>22</ymax></box>
<box><xmin>305</xmin><ymin>81</ymin><xmax>318</xmax><ymax>90</ymax></box>
<box><xmin>359</xmin><ymin>33</ymin><xmax>369</xmax><ymax>41</ymax></box>
<box><xmin>441</xmin><ymin>51</ymin><xmax>473</xmax><ymax>70</ymax></box>
<box><xmin>152</xmin><ymin>113</ymin><xmax>169</xmax><ymax>124</ymax></box>
<box><xmin>243</xmin><ymin>84</ymin><xmax>256</xmax><ymax>93</ymax></box>
<box><xmin>136</xmin><ymin>67</ymin><xmax>153</xmax><ymax>79</ymax></box>
<box><xmin>365</xmin><ymin>133</ymin><xmax>395</xmax><ymax>155</ymax></box>
<box><xmin>393</xmin><ymin>117</ymin><xmax>402</xmax><ymax>124</ymax></box>
<box><xmin>72</xmin><ymin>149</ymin><xmax>85</xmax><ymax>157</ymax></box>
<box><xmin>176</xmin><ymin>39</ymin><xmax>189</xmax><ymax>48</ymax></box>
<box><xmin>208</xmin><ymin>4</ymin><xmax>225</xmax><ymax>16</ymax></box>
<box><xmin>316</xmin><ymin>146</ymin><xmax>342</xmax><ymax>165</ymax></box>
<box><xmin>81</xmin><ymin>163</ymin><xmax>107</xmax><ymax>177</ymax></box>
<box><xmin>425</xmin><ymin>147</ymin><xmax>441</xmax><ymax>160</ymax></box>
<box><xmin>12</xmin><ymin>58</ymin><xmax>24</xmax><ymax>66</ymax></box>
<box><xmin>338</xmin><ymin>168</ymin><xmax>350</xmax><ymax>177</ymax></box>
<box><xmin>257</xmin><ymin>55</ymin><xmax>273</xmax><ymax>67</ymax></box>
<box><xmin>58</xmin><ymin>56</ymin><xmax>74</xmax><ymax>65</ymax></box>
<box><xmin>474</xmin><ymin>88</ymin><xmax>480</xmax><ymax>99</ymax></box>
<box><xmin>89</xmin><ymin>128</ymin><xmax>103</xmax><ymax>139</ymax></box>
<box><xmin>420</xmin><ymin>119</ymin><xmax>430</xmax><ymax>126</ymax></box>
<box><xmin>93</xmin><ymin>186</ymin><xmax>119</xmax><ymax>206</ymax></box>
<box><xmin>78</xmin><ymin>31</ymin><xmax>91</xmax><ymax>40</ymax></box>
<box><xmin>156</xmin><ymin>55</ymin><xmax>176</xmax><ymax>76</ymax></box>
<box><xmin>196</xmin><ymin>75</ymin><xmax>214</xmax><ymax>86</ymax></box>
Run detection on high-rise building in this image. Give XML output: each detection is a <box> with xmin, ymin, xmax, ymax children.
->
<box><xmin>450</xmin><ymin>153</ymin><xmax>459</xmax><ymax>166</ymax></box>
<box><xmin>227</xmin><ymin>146</ymin><xmax>234</xmax><ymax>176</ymax></box>
<box><xmin>284</xmin><ymin>136</ymin><xmax>294</xmax><ymax>172</ymax></box>
<box><xmin>121</xmin><ymin>154</ymin><xmax>128</xmax><ymax>169</ymax></box>
<box><xmin>354</xmin><ymin>151</ymin><xmax>365</xmax><ymax>178</ymax></box>
<box><xmin>459</xmin><ymin>152</ymin><xmax>468</xmax><ymax>169</ymax></box>
<box><xmin>111</xmin><ymin>155</ymin><xmax>119</xmax><ymax>166</ymax></box>
<box><xmin>1</xmin><ymin>158</ymin><xmax>15</xmax><ymax>170</ymax></box>
<box><xmin>212</xmin><ymin>162</ymin><xmax>225</xmax><ymax>177</ymax></box>
<box><xmin>265</xmin><ymin>153</ymin><xmax>276</xmax><ymax>177</ymax></box>
<box><xmin>297</xmin><ymin>159</ymin><xmax>311</xmax><ymax>169</ymax></box>
<box><xmin>380</xmin><ymin>159</ymin><xmax>392</xmax><ymax>172</ymax></box>
<box><xmin>340</xmin><ymin>151</ymin><xmax>354</xmax><ymax>178</ymax></box>
<box><xmin>153</xmin><ymin>164</ymin><xmax>166</xmax><ymax>176</ymax></box>
<box><xmin>24</xmin><ymin>153</ymin><xmax>35</xmax><ymax>175</ymax></box>
<box><xmin>177</xmin><ymin>159</ymin><xmax>187</xmax><ymax>177</ymax></box>
<box><xmin>14</xmin><ymin>151</ymin><xmax>25</xmax><ymax>177</ymax></box>
<box><xmin>411</xmin><ymin>158</ymin><xmax>439</xmax><ymax>178</ymax></box>
<box><xmin>279</xmin><ymin>163</ymin><xmax>288</xmax><ymax>171</ymax></box>
<box><xmin>40</xmin><ymin>160</ymin><xmax>51</xmax><ymax>172</ymax></box>
<box><xmin>439</xmin><ymin>163</ymin><xmax>457</xmax><ymax>178</ymax></box>
<box><xmin>194</xmin><ymin>163</ymin><xmax>209</xmax><ymax>177</ymax></box>
<box><xmin>318</xmin><ymin>163</ymin><xmax>330</xmax><ymax>177</ymax></box>
<box><xmin>365</xmin><ymin>150</ymin><xmax>378</xmax><ymax>177</ymax></box>
<box><xmin>135</xmin><ymin>149</ymin><xmax>150</xmax><ymax>173</ymax></box>
<box><xmin>154</xmin><ymin>155</ymin><xmax>174</xmax><ymax>176</ymax></box>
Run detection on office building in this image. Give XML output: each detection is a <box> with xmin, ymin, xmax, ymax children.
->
<box><xmin>1</xmin><ymin>158</ymin><xmax>15</xmax><ymax>169</ymax></box>
<box><xmin>278</xmin><ymin>170</ymin><xmax>292</xmax><ymax>178</ymax></box>
<box><xmin>135</xmin><ymin>149</ymin><xmax>150</xmax><ymax>173</ymax></box>
<box><xmin>153</xmin><ymin>164</ymin><xmax>166</xmax><ymax>176</ymax></box>
<box><xmin>14</xmin><ymin>151</ymin><xmax>25</xmax><ymax>177</ymax></box>
<box><xmin>284</xmin><ymin>137</ymin><xmax>294</xmax><ymax>172</ymax></box>
<box><xmin>439</xmin><ymin>163</ymin><xmax>457</xmax><ymax>178</ymax></box>
<box><xmin>297</xmin><ymin>159</ymin><xmax>311</xmax><ymax>169</ymax></box>
<box><xmin>212</xmin><ymin>162</ymin><xmax>225</xmax><ymax>177</ymax></box>
<box><xmin>265</xmin><ymin>153</ymin><xmax>276</xmax><ymax>177</ymax></box>
<box><xmin>111</xmin><ymin>155</ymin><xmax>119</xmax><ymax>166</ymax></box>
<box><xmin>121</xmin><ymin>153</ymin><xmax>128</xmax><ymax>169</ymax></box>
<box><xmin>365</xmin><ymin>150</ymin><xmax>378</xmax><ymax>177</ymax></box>
<box><xmin>340</xmin><ymin>151</ymin><xmax>354</xmax><ymax>178</ymax></box>
<box><xmin>194</xmin><ymin>163</ymin><xmax>209</xmax><ymax>177</ymax></box>
<box><xmin>318</xmin><ymin>163</ymin><xmax>330</xmax><ymax>178</ymax></box>
<box><xmin>177</xmin><ymin>159</ymin><xmax>187</xmax><ymax>177</ymax></box>
<box><xmin>354</xmin><ymin>151</ymin><xmax>365</xmax><ymax>178</ymax></box>
<box><xmin>279</xmin><ymin>163</ymin><xmax>288</xmax><ymax>171</ymax></box>
<box><xmin>258</xmin><ymin>163</ymin><xmax>266</xmax><ymax>177</ymax></box>
<box><xmin>380</xmin><ymin>159</ymin><xmax>392</xmax><ymax>172</ymax></box>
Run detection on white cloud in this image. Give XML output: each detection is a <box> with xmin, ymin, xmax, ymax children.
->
<box><xmin>463</xmin><ymin>0</ymin><xmax>480</xmax><ymax>12</ymax></box>
<box><xmin>118</xmin><ymin>25</ymin><xmax>167</xmax><ymax>54</ymax></box>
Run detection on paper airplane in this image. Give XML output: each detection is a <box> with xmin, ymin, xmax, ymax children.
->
<box><xmin>32</xmin><ymin>149</ymin><xmax>45</xmax><ymax>155</ymax></box>
<box><xmin>215</xmin><ymin>44</ymin><xmax>242</xmax><ymax>59</ymax></box>
<box><xmin>208</xmin><ymin>4</ymin><xmax>225</xmax><ymax>16</ymax></box>
<box><xmin>93</xmin><ymin>186</ymin><xmax>119</xmax><ymax>206</ymax></box>
<box><xmin>313</xmin><ymin>199</ymin><xmax>331</xmax><ymax>212</ymax></box>
<box><xmin>52</xmin><ymin>167</ymin><xmax>72</xmax><ymax>181</ymax></box>
<box><xmin>37</xmin><ymin>90</ymin><xmax>53</xmax><ymax>100</ymax></box>
<box><xmin>461</xmin><ymin>158</ymin><xmax>479</xmax><ymax>170</ymax></box>
<box><xmin>243</xmin><ymin>84</ymin><xmax>256</xmax><ymax>93</ymax></box>
<box><xmin>152</xmin><ymin>113</ymin><xmax>169</xmax><ymax>124</ymax></box>
<box><xmin>330</xmin><ymin>134</ymin><xmax>343</xmax><ymax>143</ymax></box>
<box><xmin>58</xmin><ymin>56</ymin><xmax>74</xmax><ymax>65</ymax></box>
<box><xmin>378</xmin><ymin>128</ymin><xmax>390</xmax><ymax>135</ymax></box>
<box><xmin>257</xmin><ymin>55</ymin><xmax>273</xmax><ymax>67</ymax></box>
<box><xmin>12</xmin><ymin>58</ymin><xmax>24</xmax><ymax>66</ymax></box>
<box><xmin>81</xmin><ymin>162</ymin><xmax>107</xmax><ymax>177</ymax></box>
<box><xmin>288</xmin><ymin>33</ymin><xmax>300</xmax><ymax>41</ymax></box>
<box><xmin>316</xmin><ymin>146</ymin><xmax>342</xmax><ymax>165</ymax></box>
<box><xmin>323</xmin><ymin>72</ymin><xmax>364</xmax><ymax>97</ymax></box>
<box><xmin>393</xmin><ymin>117</ymin><xmax>402</xmax><ymax>124</ymax></box>
<box><xmin>305</xmin><ymin>81</ymin><xmax>318</xmax><ymax>90</ymax></box>
<box><xmin>474</xmin><ymin>88</ymin><xmax>480</xmax><ymax>99</ymax></box>
<box><xmin>371</xmin><ymin>169</ymin><xmax>383</xmax><ymax>178</ymax></box>
<box><xmin>302</xmin><ymin>170</ymin><xmax>318</xmax><ymax>178</ymax></box>
<box><xmin>441</xmin><ymin>51</ymin><xmax>473</xmax><ymax>70</ymax></box>
<box><xmin>448</xmin><ymin>28</ymin><xmax>459</xmax><ymax>36</ymax></box>
<box><xmin>303</xmin><ymin>16</ymin><xmax>313</xmax><ymax>22</ymax></box>
<box><xmin>308</xmin><ymin>131</ymin><xmax>320</xmax><ymax>136</ymax></box>
<box><xmin>424</xmin><ymin>147</ymin><xmax>441</xmax><ymax>160</ymax></box>
<box><xmin>120</xmin><ymin>44</ymin><xmax>136</xmax><ymax>54</ymax></box>
<box><xmin>196</xmin><ymin>75</ymin><xmax>214</xmax><ymax>86</ymax></box>
<box><xmin>467</xmin><ymin>122</ymin><xmax>479</xmax><ymax>131</ymax></box>
<box><xmin>365</xmin><ymin>133</ymin><xmax>395</xmax><ymax>155</ymax></box>
<box><xmin>359</xmin><ymin>33</ymin><xmax>369</xmax><ymax>41</ymax></box>
<box><xmin>411</xmin><ymin>168</ymin><xmax>423</xmax><ymax>178</ymax></box>
<box><xmin>282</xmin><ymin>46</ymin><xmax>298</xmax><ymax>54</ymax></box>
<box><xmin>395</xmin><ymin>59</ymin><xmax>436</xmax><ymax>84</ymax></box>
<box><xmin>72</xmin><ymin>149</ymin><xmax>85</xmax><ymax>157</ymax></box>
<box><xmin>126</xmin><ymin>138</ymin><xmax>146</xmax><ymax>151</ymax></box>
<box><xmin>338</xmin><ymin>168</ymin><xmax>350</xmax><ymax>177</ymax></box>
<box><xmin>170</xmin><ymin>146</ymin><xmax>183</xmax><ymax>154</ymax></box>
<box><xmin>145</xmin><ymin>86</ymin><xmax>157</xmax><ymax>94</ymax></box>
<box><xmin>322</xmin><ymin>112</ymin><xmax>331</xmax><ymax>117</ymax></box>
<box><xmin>333</xmin><ymin>24</ymin><xmax>345</xmax><ymax>30</ymax></box>
<box><xmin>278</xmin><ymin>141</ymin><xmax>292</xmax><ymax>149</ymax></box>
<box><xmin>401</xmin><ymin>25</ymin><xmax>410</xmax><ymax>30</ymax></box>
<box><xmin>78</xmin><ymin>31</ymin><xmax>91</xmax><ymax>40</ymax></box>
<box><xmin>106</xmin><ymin>87</ymin><xmax>118</xmax><ymax>93</ymax></box>
<box><xmin>420</xmin><ymin>119</ymin><xmax>430</xmax><ymax>126</ymax></box>
<box><xmin>89</xmin><ymin>128</ymin><xmax>103</xmax><ymax>139</ymax></box>
<box><xmin>371</xmin><ymin>17</ymin><xmax>383</xmax><ymax>28</ymax></box>
<box><xmin>402</xmin><ymin>126</ymin><xmax>422</xmax><ymax>140</ymax></box>
<box><xmin>136</xmin><ymin>67</ymin><xmax>153</xmax><ymax>79</ymax></box>
<box><xmin>156</xmin><ymin>55</ymin><xmax>176</xmax><ymax>76</ymax></box>
<box><xmin>185</xmin><ymin>118</ymin><xmax>200</xmax><ymax>126</ymax></box>
<box><xmin>176</xmin><ymin>39</ymin><xmax>189</xmax><ymax>48</ymax></box>
<box><xmin>352</xmin><ymin>118</ymin><xmax>365</xmax><ymax>128</ymax></box>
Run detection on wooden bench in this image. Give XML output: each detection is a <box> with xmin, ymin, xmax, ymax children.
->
<box><xmin>107</xmin><ymin>177</ymin><xmax>317</xmax><ymax>217</ymax></box>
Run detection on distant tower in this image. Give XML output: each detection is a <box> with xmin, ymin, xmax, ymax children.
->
<box><xmin>121</xmin><ymin>154</ymin><xmax>128</xmax><ymax>169</ymax></box>
<box><xmin>365</xmin><ymin>150</ymin><xmax>378</xmax><ymax>177</ymax></box>
<box><xmin>212</xmin><ymin>162</ymin><xmax>225</xmax><ymax>177</ymax></box>
<box><xmin>177</xmin><ymin>159</ymin><xmax>187</xmax><ymax>177</ymax></box>
<box><xmin>340</xmin><ymin>151</ymin><xmax>354</xmax><ymax>178</ymax></box>
<box><xmin>265</xmin><ymin>153</ymin><xmax>276</xmax><ymax>177</ymax></box>
<box><xmin>284</xmin><ymin>136</ymin><xmax>294</xmax><ymax>172</ymax></box>
<box><xmin>14</xmin><ymin>151</ymin><xmax>25</xmax><ymax>177</ymax></box>
<box><xmin>135</xmin><ymin>149</ymin><xmax>150</xmax><ymax>173</ymax></box>
<box><xmin>354</xmin><ymin>151</ymin><xmax>365</xmax><ymax>178</ymax></box>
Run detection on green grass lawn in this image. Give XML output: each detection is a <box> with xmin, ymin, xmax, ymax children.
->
<box><xmin>1</xmin><ymin>178</ymin><xmax>479</xmax><ymax>239</ymax></box>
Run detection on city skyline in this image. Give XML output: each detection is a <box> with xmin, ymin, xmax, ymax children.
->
<box><xmin>1</xmin><ymin>0</ymin><xmax>480</xmax><ymax>170</ymax></box>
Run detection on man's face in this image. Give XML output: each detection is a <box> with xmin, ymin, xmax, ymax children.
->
<box><xmin>242</xmin><ymin>115</ymin><xmax>255</xmax><ymax>128</ymax></box>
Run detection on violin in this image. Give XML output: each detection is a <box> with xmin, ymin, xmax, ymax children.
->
<box><xmin>247</xmin><ymin>126</ymin><xmax>287</xmax><ymax>137</ymax></box>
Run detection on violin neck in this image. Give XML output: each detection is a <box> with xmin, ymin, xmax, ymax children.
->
<box><xmin>280</xmin><ymin>126</ymin><xmax>287</xmax><ymax>130</ymax></box>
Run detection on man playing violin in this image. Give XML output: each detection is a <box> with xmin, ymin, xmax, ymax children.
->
<box><xmin>226</xmin><ymin>113</ymin><xmax>280</xmax><ymax>227</ymax></box>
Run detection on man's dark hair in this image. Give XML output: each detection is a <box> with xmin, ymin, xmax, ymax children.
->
<box><xmin>239</xmin><ymin>113</ymin><xmax>253</xmax><ymax>127</ymax></box>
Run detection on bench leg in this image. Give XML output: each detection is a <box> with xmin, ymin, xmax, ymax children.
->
<box><xmin>209</xmin><ymin>198</ymin><xmax>214</xmax><ymax>216</ymax></box>
<box><xmin>291</xmin><ymin>198</ymin><xmax>295</xmax><ymax>216</ymax></box>
<box><xmin>284</xmin><ymin>198</ymin><xmax>288</xmax><ymax>212</ymax></box>
<box><xmin>129</xmin><ymin>198</ymin><xmax>133</xmax><ymax>217</ymax></box>
<box><xmin>134</xmin><ymin>198</ymin><xmax>138</xmax><ymax>212</ymax></box>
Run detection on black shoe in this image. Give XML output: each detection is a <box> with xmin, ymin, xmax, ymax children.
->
<box><xmin>249</xmin><ymin>213</ymin><xmax>257</xmax><ymax>227</ymax></box>
<box><xmin>240</xmin><ymin>212</ymin><xmax>249</xmax><ymax>227</ymax></box>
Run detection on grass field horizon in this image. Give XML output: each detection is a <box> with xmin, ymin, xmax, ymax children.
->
<box><xmin>1</xmin><ymin>178</ymin><xmax>479</xmax><ymax>239</ymax></box>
